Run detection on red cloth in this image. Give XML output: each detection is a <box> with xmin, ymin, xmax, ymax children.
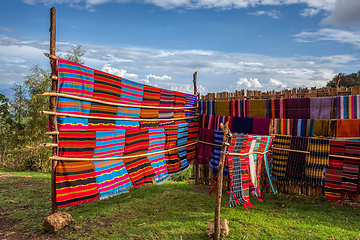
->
<box><xmin>196</xmin><ymin>128</ymin><xmax>214</xmax><ymax>166</ymax></box>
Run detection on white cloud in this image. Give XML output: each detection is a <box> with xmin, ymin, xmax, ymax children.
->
<box><xmin>237</xmin><ymin>78</ymin><xmax>263</xmax><ymax>88</ymax></box>
<box><xmin>101</xmin><ymin>64</ymin><xmax>139</xmax><ymax>80</ymax></box>
<box><xmin>146</xmin><ymin>74</ymin><xmax>172</xmax><ymax>81</ymax></box>
<box><xmin>293</xmin><ymin>28</ymin><xmax>360</xmax><ymax>48</ymax></box>
<box><xmin>300</xmin><ymin>8</ymin><xmax>320</xmax><ymax>17</ymax></box>
<box><xmin>269</xmin><ymin>78</ymin><xmax>287</xmax><ymax>88</ymax></box>
<box><xmin>0</xmin><ymin>27</ymin><xmax>13</xmax><ymax>32</ymax></box>
<box><xmin>248</xmin><ymin>10</ymin><xmax>280</xmax><ymax>19</ymax></box>
<box><xmin>321</xmin><ymin>0</ymin><xmax>360</xmax><ymax>26</ymax></box>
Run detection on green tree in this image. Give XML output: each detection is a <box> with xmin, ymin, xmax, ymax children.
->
<box><xmin>326</xmin><ymin>71</ymin><xmax>360</xmax><ymax>88</ymax></box>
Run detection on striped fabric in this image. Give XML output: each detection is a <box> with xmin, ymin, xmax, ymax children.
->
<box><xmin>159</xmin><ymin>89</ymin><xmax>174</xmax><ymax>125</ymax></box>
<box><xmin>210</xmin><ymin>130</ymin><xmax>228</xmax><ymax>175</ymax></box>
<box><xmin>215</xmin><ymin>100</ymin><xmax>230</xmax><ymax>116</ymax></box>
<box><xmin>228</xmin><ymin>133</ymin><xmax>246</xmax><ymax>208</ymax></box>
<box><xmin>177</xmin><ymin>123</ymin><xmax>189</xmax><ymax>171</ymax></box>
<box><xmin>260</xmin><ymin>136</ymin><xmax>276</xmax><ymax>194</ymax></box>
<box><xmin>185</xmin><ymin>94</ymin><xmax>197</xmax><ymax>121</ymax></box>
<box><xmin>285</xmin><ymin>136</ymin><xmax>309</xmax><ymax>183</ymax></box>
<box><xmin>166</xmin><ymin>149</ymin><xmax>180</xmax><ymax>175</ymax></box>
<box><xmin>124</xmin><ymin>156</ymin><xmax>155</xmax><ymax>188</ymax></box>
<box><xmin>117</xmin><ymin>78</ymin><xmax>143</xmax><ymax>130</ymax></box>
<box><xmin>57</xmin><ymin>116</ymin><xmax>89</xmax><ymax>131</ymax></box>
<box><xmin>93</xmin><ymin>70</ymin><xmax>121</xmax><ymax>102</ymax></box>
<box><xmin>164</xmin><ymin>124</ymin><xmax>178</xmax><ymax>149</ymax></box>
<box><xmin>56</xmin><ymin>97</ymin><xmax>91</xmax><ymax>116</ymax></box>
<box><xmin>147</xmin><ymin>127</ymin><xmax>169</xmax><ymax>184</ymax></box>
<box><xmin>58</xmin><ymin>58</ymin><xmax>94</xmax><ymax>98</ymax></box>
<box><xmin>325</xmin><ymin>140</ymin><xmax>345</xmax><ymax>201</ymax></box>
<box><xmin>93</xmin><ymin>160</ymin><xmax>132</xmax><ymax>199</ymax></box>
<box><xmin>336</xmin><ymin>95</ymin><xmax>360</xmax><ymax>119</ymax></box>
<box><xmin>58</xmin><ymin>131</ymin><xmax>96</xmax><ymax>158</ymax></box>
<box><xmin>93</xmin><ymin>130</ymin><xmax>125</xmax><ymax>159</ymax></box>
<box><xmin>248</xmin><ymin>99</ymin><xmax>267</xmax><ymax>118</ymax></box>
<box><xmin>174</xmin><ymin>92</ymin><xmax>186</xmax><ymax>120</ymax></box>
<box><xmin>197</xmin><ymin>128</ymin><xmax>213</xmax><ymax>166</ymax></box>
<box><xmin>186</xmin><ymin>122</ymin><xmax>198</xmax><ymax>163</ymax></box>
<box><xmin>124</xmin><ymin>129</ymin><xmax>149</xmax><ymax>156</ymax></box>
<box><xmin>240</xmin><ymin>135</ymin><xmax>253</xmax><ymax>209</ymax></box>
<box><xmin>206</xmin><ymin>100</ymin><xmax>215</xmax><ymax>115</ymax></box>
<box><xmin>140</xmin><ymin>85</ymin><xmax>160</xmax><ymax>128</ymax></box>
<box><xmin>305</xmin><ymin>138</ymin><xmax>330</xmax><ymax>185</ymax></box>
<box><xmin>342</xmin><ymin>141</ymin><xmax>360</xmax><ymax>196</ymax></box>
<box><xmin>88</xmin><ymin>102</ymin><xmax>117</xmax><ymax>131</ymax></box>
<box><xmin>310</xmin><ymin>97</ymin><xmax>334</xmax><ymax>119</ymax></box>
<box><xmin>164</xmin><ymin>124</ymin><xmax>180</xmax><ymax>174</ymax></box>
<box><xmin>56</xmin><ymin>161</ymin><xmax>99</xmax><ymax>208</ymax></box>
<box><xmin>271</xmin><ymin>135</ymin><xmax>292</xmax><ymax>180</ymax></box>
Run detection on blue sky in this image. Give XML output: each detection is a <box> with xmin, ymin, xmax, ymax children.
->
<box><xmin>1</xmin><ymin>0</ymin><xmax>360</xmax><ymax>98</ymax></box>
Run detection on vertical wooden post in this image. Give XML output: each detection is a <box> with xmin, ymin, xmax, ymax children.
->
<box><xmin>335</xmin><ymin>73</ymin><xmax>341</xmax><ymax>96</ymax></box>
<box><xmin>193</xmin><ymin>71</ymin><xmax>199</xmax><ymax>185</ymax></box>
<box><xmin>49</xmin><ymin>7</ymin><xmax>58</xmax><ymax>214</ymax></box>
<box><xmin>214</xmin><ymin>122</ymin><xmax>231</xmax><ymax>240</ymax></box>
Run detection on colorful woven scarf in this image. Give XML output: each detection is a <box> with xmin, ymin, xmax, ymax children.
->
<box><xmin>271</xmin><ymin>134</ymin><xmax>292</xmax><ymax>180</ymax></box>
<box><xmin>215</xmin><ymin>100</ymin><xmax>230</xmax><ymax>116</ymax></box>
<box><xmin>286</xmin><ymin>98</ymin><xmax>310</xmax><ymax>119</ymax></box>
<box><xmin>248</xmin><ymin>99</ymin><xmax>267</xmax><ymax>118</ymax></box>
<box><xmin>58</xmin><ymin>131</ymin><xmax>96</xmax><ymax>158</ymax></box>
<box><xmin>93</xmin><ymin>130</ymin><xmax>125</xmax><ymax>158</ymax></box>
<box><xmin>197</xmin><ymin>128</ymin><xmax>213</xmax><ymax>166</ymax></box>
<box><xmin>186</xmin><ymin>122</ymin><xmax>198</xmax><ymax>163</ymax></box>
<box><xmin>324</xmin><ymin>140</ymin><xmax>345</xmax><ymax>201</ymax></box>
<box><xmin>92</xmin><ymin>70</ymin><xmax>121</xmax><ymax>102</ymax></box>
<box><xmin>56</xmin><ymin>161</ymin><xmax>99</xmax><ymax>208</ymax></box>
<box><xmin>124</xmin><ymin>156</ymin><xmax>156</xmax><ymax>188</ymax></box>
<box><xmin>123</xmin><ymin>128</ymin><xmax>149</xmax><ymax>156</ymax></box>
<box><xmin>313</xmin><ymin>119</ymin><xmax>332</xmax><ymax>138</ymax></box>
<box><xmin>140</xmin><ymin>85</ymin><xmax>161</xmax><ymax>128</ymax></box>
<box><xmin>342</xmin><ymin>141</ymin><xmax>360</xmax><ymax>196</ymax></box>
<box><xmin>88</xmin><ymin>102</ymin><xmax>117</xmax><ymax>131</ymax></box>
<box><xmin>164</xmin><ymin>124</ymin><xmax>181</xmax><ymax>174</ymax></box>
<box><xmin>93</xmin><ymin>160</ymin><xmax>132</xmax><ymax>199</ymax></box>
<box><xmin>185</xmin><ymin>94</ymin><xmax>197</xmax><ymax>120</ymax></box>
<box><xmin>336</xmin><ymin>119</ymin><xmax>360</xmax><ymax>137</ymax></box>
<box><xmin>310</xmin><ymin>96</ymin><xmax>334</xmax><ymax>119</ymax></box>
<box><xmin>305</xmin><ymin>138</ymin><xmax>330</xmax><ymax>185</ymax></box>
<box><xmin>285</xmin><ymin>136</ymin><xmax>308</xmax><ymax>183</ymax></box>
<box><xmin>159</xmin><ymin>89</ymin><xmax>174</xmax><ymax>125</ymax></box>
<box><xmin>58</xmin><ymin>58</ymin><xmax>94</xmax><ymax>98</ymax></box>
<box><xmin>57</xmin><ymin>116</ymin><xmax>89</xmax><ymax>131</ymax></box>
<box><xmin>239</xmin><ymin>135</ymin><xmax>253</xmax><ymax>208</ymax></box>
<box><xmin>147</xmin><ymin>127</ymin><xmax>169</xmax><ymax>184</ymax></box>
<box><xmin>206</xmin><ymin>100</ymin><xmax>215</xmax><ymax>115</ymax></box>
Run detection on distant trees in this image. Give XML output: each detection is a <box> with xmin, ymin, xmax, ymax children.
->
<box><xmin>326</xmin><ymin>71</ymin><xmax>360</xmax><ymax>88</ymax></box>
<box><xmin>0</xmin><ymin>45</ymin><xmax>85</xmax><ymax>172</ymax></box>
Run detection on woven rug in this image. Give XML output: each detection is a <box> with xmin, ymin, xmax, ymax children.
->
<box><xmin>186</xmin><ymin>122</ymin><xmax>198</xmax><ymax>163</ymax></box>
<box><xmin>58</xmin><ymin>131</ymin><xmax>96</xmax><ymax>158</ymax></box>
<box><xmin>177</xmin><ymin>123</ymin><xmax>189</xmax><ymax>171</ymax></box>
<box><xmin>88</xmin><ymin>102</ymin><xmax>117</xmax><ymax>131</ymax></box>
<box><xmin>336</xmin><ymin>119</ymin><xmax>360</xmax><ymax>137</ymax></box>
<box><xmin>93</xmin><ymin>160</ymin><xmax>132</xmax><ymax>199</ymax></box>
<box><xmin>342</xmin><ymin>141</ymin><xmax>360</xmax><ymax>196</ymax></box>
<box><xmin>210</xmin><ymin>130</ymin><xmax>229</xmax><ymax>175</ymax></box>
<box><xmin>56</xmin><ymin>161</ymin><xmax>99</xmax><ymax>208</ymax></box>
<box><xmin>215</xmin><ymin>100</ymin><xmax>230</xmax><ymax>116</ymax></box>
<box><xmin>310</xmin><ymin>96</ymin><xmax>334</xmax><ymax>119</ymax></box>
<box><xmin>270</xmin><ymin>134</ymin><xmax>291</xmax><ymax>180</ymax></box>
<box><xmin>166</xmin><ymin>149</ymin><xmax>180</xmax><ymax>174</ymax></box>
<box><xmin>248</xmin><ymin>99</ymin><xmax>267</xmax><ymax>118</ymax></box>
<box><xmin>159</xmin><ymin>89</ymin><xmax>174</xmax><ymax>126</ymax></box>
<box><xmin>336</xmin><ymin>95</ymin><xmax>360</xmax><ymax>119</ymax></box>
<box><xmin>324</xmin><ymin>140</ymin><xmax>345</xmax><ymax>201</ymax></box>
<box><xmin>286</xmin><ymin>98</ymin><xmax>310</xmax><ymax>119</ymax></box>
<box><xmin>285</xmin><ymin>136</ymin><xmax>308</xmax><ymax>183</ymax></box>
<box><xmin>93</xmin><ymin>130</ymin><xmax>125</xmax><ymax>158</ymax></box>
<box><xmin>174</xmin><ymin>92</ymin><xmax>186</xmax><ymax>120</ymax></box>
<box><xmin>313</xmin><ymin>119</ymin><xmax>332</xmax><ymax>138</ymax></box>
<box><xmin>58</xmin><ymin>58</ymin><xmax>94</xmax><ymax>98</ymax></box>
<box><xmin>305</xmin><ymin>138</ymin><xmax>330</xmax><ymax>185</ymax></box>
<box><xmin>123</xmin><ymin>128</ymin><xmax>149</xmax><ymax>156</ymax></box>
<box><xmin>140</xmin><ymin>85</ymin><xmax>160</xmax><ymax>128</ymax></box>
<box><xmin>239</xmin><ymin>135</ymin><xmax>253</xmax><ymax>208</ymax></box>
<box><xmin>92</xmin><ymin>70</ymin><xmax>122</xmax><ymax>102</ymax></box>
<box><xmin>185</xmin><ymin>94</ymin><xmax>197</xmax><ymax>120</ymax></box>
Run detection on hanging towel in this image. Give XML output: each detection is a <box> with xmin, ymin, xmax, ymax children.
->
<box><xmin>248</xmin><ymin>99</ymin><xmax>267</xmax><ymax>118</ymax></box>
<box><xmin>310</xmin><ymin>97</ymin><xmax>334</xmax><ymax>119</ymax></box>
<box><xmin>196</xmin><ymin>128</ymin><xmax>214</xmax><ymax>166</ymax></box>
<box><xmin>252</xmin><ymin>118</ymin><xmax>271</xmax><ymax>135</ymax></box>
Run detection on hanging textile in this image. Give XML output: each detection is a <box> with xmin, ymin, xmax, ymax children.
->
<box><xmin>164</xmin><ymin>124</ymin><xmax>180</xmax><ymax>174</ymax></box>
<box><xmin>286</xmin><ymin>98</ymin><xmax>310</xmax><ymax>119</ymax></box>
<box><xmin>209</xmin><ymin>130</ymin><xmax>228</xmax><ymax>175</ymax></box>
<box><xmin>252</xmin><ymin>118</ymin><xmax>271</xmax><ymax>135</ymax></box>
<box><xmin>215</xmin><ymin>100</ymin><xmax>230</xmax><ymax>116</ymax></box>
<box><xmin>336</xmin><ymin>119</ymin><xmax>360</xmax><ymax>137</ymax></box>
<box><xmin>140</xmin><ymin>85</ymin><xmax>161</xmax><ymax>128</ymax></box>
<box><xmin>305</xmin><ymin>138</ymin><xmax>330</xmax><ymax>185</ymax></box>
<box><xmin>58</xmin><ymin>131</ymin><xmax>96</xmax><ymax>158</ymax></box>
<box><xmin>313</xmin><ymin>119</ymin><xmax>332</xmax><ymax>138</ymax></box>
<box><xmin>310</xmin><ymin>96</ymin><xmax>334</xmax><ymax>119</ymax></box>
<box><xmin>196</xmin><ymin>128</ymin><xmax>214</xmax><ymax>166</ymax></box>
<box><xmin>336</xmin><ymin>95</ymin><xmax>360</xmax><ymax>119</ymax></box>
<box><xmin>324</xmin><ymin>140</ymin><xmax>345</xmax><ymax>201</ymax></box>
<box><xmin>92</xmin><ymin>70</ymin><xmax>122</xmax><ymax>102</ymax></box>
<box><xmin>177</xmin><ymin>123</ymin><xmax>189</xmax><ymax>171</ymax></box>
<box><xmin>248</xmin><ymin>99</ymin><xmax>267</xmax><ymax>118</ymax></box>
<box><xmin>93</xmin><ymin>160</ymin><xmax>132</xmax><ymax>199</ymax></box>
<box><xmin>186</xmin><ymin>121</ymin><xmax>199</xmax><ymax>163</ymax></box>
<box><xmin>232</xmin><ymin>117</ymin><xmax>253</xmax><ymax>134</ymax></box>
<box><xmin>159</xmin><ymin>89</ymin><xmax>174</xmax><ymax>126</ymax></box>
<box><xmin>93</xmin><ymin>130</ymin><xmax>125</xmax><ymax>159</ymax></box>
<box><xmin>285</xmin><ymin>136</ymin><xmax>308</xmax><ymax>183</ymax></box>
<box><xmin>342</xmin><ymin>141</ymin><xmax>360</xmax><ymax>196</ymax></box>
<box><xmin>270</xmin><ymin>134</ymin><xmax>292</xmax><ymax>180</ymax></box>
<box><xmin>185</xmin><ymin>94</ymin><xmax>198</xmax><ymax>120</ymax></box>
<box><xmin>56</xmin><ymin>161</ymin><xmax>100</xmax><ymax>208</ymax></box>
<box><xmin>174</xmin><ymin>92</ymin><xmax>186</xmax><ymax>121</ymax></box>
<box><xmin>147</xmin><ymin>127</ymin><xmax>169</xmax><ymax>184</ymax></box>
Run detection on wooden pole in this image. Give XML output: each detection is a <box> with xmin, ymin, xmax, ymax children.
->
<box><xmin>193</xmin><ymin>71</ymin><xmax>199</xmax><ymax>185</ymax></box>
<box><xmin>214</xmin><ymin>122</ymin><xmax>231</xmax><ymax>240</ymax></box>
<box><xmin>335</xmin><ymin>73</ymin><xmax>341</xmax><ymax>96</ymax></box>
<box><xmin>49</xmin><ymin>7</ymin><xmax>58</xmax><ymax>214</ymax></box>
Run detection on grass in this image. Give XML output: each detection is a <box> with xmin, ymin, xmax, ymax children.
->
<box><xmin>0</xmin><ymin>167</ymin><xmax>360</xmax><ymax>240</ymax></box>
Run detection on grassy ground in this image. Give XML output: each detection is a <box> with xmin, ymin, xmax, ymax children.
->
<box><xmin>0</xmin><ymin>167</ymin><xmax>360</xmax><ymax>240</ymax></box>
